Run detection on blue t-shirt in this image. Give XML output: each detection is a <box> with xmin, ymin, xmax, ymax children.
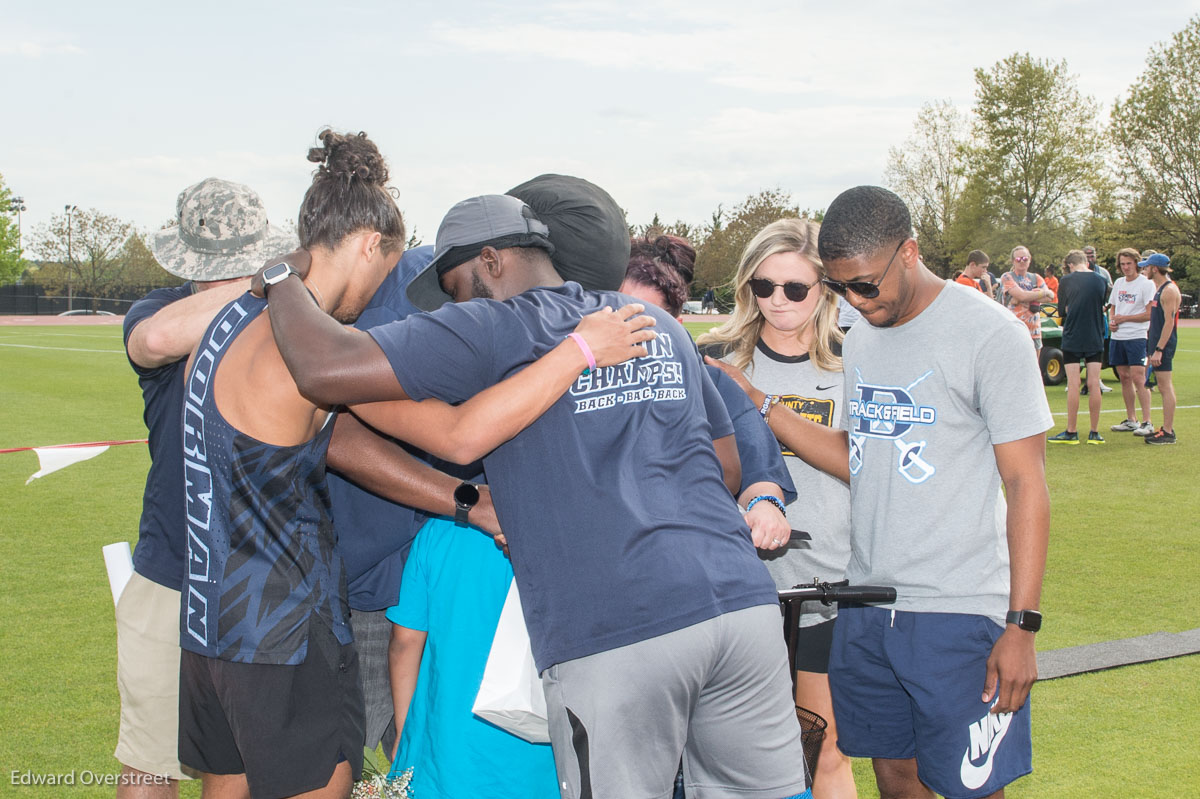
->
<box><xmin>123</xmin><ymin>283</ymin><xmax>194</xmax><ymax>590</ymax></box>
<box><xmin>369</xmin><ymin>282</ymin><xmax>778</xmax><ymax>671</ymax></box>
<box><xmin>328</xmin><ymin>246</ymin><xmax>482</xmax><ymax>612</ymax></box>
<box><xmin>386</xmin><ymin>517</ymin><xmax>557</xmax><ymax>799</ymax></box>
<box><xmin>706</xmin><ymin>364</ymin><xmax>796</xmax><ymax>501</ymax></box>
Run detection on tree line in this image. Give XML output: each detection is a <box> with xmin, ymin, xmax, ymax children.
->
<box><xmin>0</xmin><ymin>187</ymin><xmax>185</xmax><ymax>298</ymax></box>
<box><xmin>631</xmin><ymin>16</ymin><xmax>1199</xmax><ymax>304</ymax></box>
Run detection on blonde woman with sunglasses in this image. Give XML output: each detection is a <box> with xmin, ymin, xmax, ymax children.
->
<box><xmin>1000</xmin><ymin>245</ymin><xmax>1054</xmax><ymax>349</ymax></box>
<box><xmin>698</xmin><ymin>218</ymin><xmax>856</xmax><ymax>799</ymax></box>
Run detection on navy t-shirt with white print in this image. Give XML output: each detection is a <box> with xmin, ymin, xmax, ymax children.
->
<box><xmin>368</xmin><ymin>282</ymin><xmax>777</xmax><ymax>672</ymax></box>
<box><xmin>123</xmin><ymin>284</ymin><xmax>194</xmax><ymax>590</ymax></box>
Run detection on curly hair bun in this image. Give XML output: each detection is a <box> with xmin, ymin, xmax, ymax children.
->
<box><xmin>307</xmin><ymin>129</ymin><xmax>389</xmax><ymax>187</ymax></box>
<box><xmin>653</xmin><ymin>234</ymin><xmax>696</xmax><ymax>284</ymax></box>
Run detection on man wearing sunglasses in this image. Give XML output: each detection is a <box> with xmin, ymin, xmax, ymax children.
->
<box><xmin>754</xmin><ymin>187</ymin><xmax>1052</xmax><ymax>799</ymax></box>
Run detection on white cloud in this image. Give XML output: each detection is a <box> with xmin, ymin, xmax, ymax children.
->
<box><xmin>0</xmin><ymin>31</ymin><xmax>83</xmax><ymax>58</ymax></box>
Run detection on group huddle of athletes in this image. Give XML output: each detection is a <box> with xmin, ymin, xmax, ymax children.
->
<box><xmin>114</xmin><ymin>130</ymin><xmax>1052</xmax><ymax>799</ymax></box>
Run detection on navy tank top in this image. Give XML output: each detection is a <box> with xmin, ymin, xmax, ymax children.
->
<box><xmin>1148</xmin><ymin>280</ymin><xmax>1178</xmax><ymax>351</ymax></box>
<box><xmin>181</xmin><ymin>293</ymin><xmax>351</xmax><ymax>664</ymax></box>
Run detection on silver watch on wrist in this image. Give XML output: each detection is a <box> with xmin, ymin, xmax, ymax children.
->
<box><xmin>261</xmin><ymin>262</ymin><xmax>299</xmax><ymax>293</ymax></box>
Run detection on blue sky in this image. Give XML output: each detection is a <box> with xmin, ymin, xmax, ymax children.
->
<box><xmin>3</xmin><ymin>0</ymin><xmax>1197</xmax><ymax>252</ymax></box>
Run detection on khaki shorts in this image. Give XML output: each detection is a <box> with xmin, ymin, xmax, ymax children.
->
<box><xmin>114</xmin><ymin>571</ymin><xmax>195</xmax><ymax>780</ymax></box>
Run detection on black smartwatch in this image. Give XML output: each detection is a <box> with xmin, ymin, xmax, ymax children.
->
<box><xmin>261</xmin><ymin>262</ymin><xmax>298</xmax><ymax>294</ymax></box>
<box><xmin>1006</xmin><ymin>609</ymin><xmax>1043</xmax><ymax>632</ymax></box>
<box><xmin>453</xmin><ymin>481</ymin><xmax>480</xmax><ymax>528</ymax></box>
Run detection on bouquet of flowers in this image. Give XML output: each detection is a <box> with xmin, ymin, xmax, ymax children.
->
<box><xmin>350</xmin><ymin>748</ymin><xmax>414</xmax><ymax>799</ymax></box>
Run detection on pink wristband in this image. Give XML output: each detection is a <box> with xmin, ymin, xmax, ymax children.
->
<box><xmin>566</xmin><ymin>332</ymin><xmax>597</xmax><ymax>374</ymax></box>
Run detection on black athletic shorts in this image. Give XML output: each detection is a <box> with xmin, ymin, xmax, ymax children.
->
<box><xmin>1062</xmin><ymin>348</ymin><xmax>1102</xmax><ymax>365</ymax></box>
<box><xmin>793</xmin><ymin>617</ymin><xmax>837</xmax><ymax>674</ymax></box>
<box><xmin>179</xmin><ymin>617</ymin><xmax>365</xmax><ymax>799</ymax></box>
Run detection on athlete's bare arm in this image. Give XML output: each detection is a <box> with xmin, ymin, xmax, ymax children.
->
<box><xmin>349</xmin><ymin>307</ymin><xmax>655</xmax><ymax>464</ymax></box>
<box><xmin>126</xmin><ymin>278</ymin><xmax>250</xmax><ymax>369</ymax></box>
<box><xmin>260</xmin><ymin>275</ymin><xmax>410</xmax><ymax>405</ymax></box>
<box><xmin>983</xmin><ymin>433</ymin><xmax>1049</xmax><ymax>714</ymax></box>
<box><xmin>327</xmin><ymin>413</ymin><xmax>501</xmax><ymax>536</ymax></box>
<box><xmin>704</xmin><ymin>356</ymin><xmax>851</xmax><ymax>483</ymax></box>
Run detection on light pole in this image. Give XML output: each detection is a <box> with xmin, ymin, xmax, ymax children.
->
<box><xmin>9</xmin><ymin>195</ymin><xmax>25</xmax><ymax>255</ymax></box>
<box><xmin>65</xmin><ymin>204</ymin><xmax>78</xmax><ymax>311</ymax></box>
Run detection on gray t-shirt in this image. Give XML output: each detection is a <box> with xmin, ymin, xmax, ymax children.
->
<box><xmin>734</xmin><ymin>340</ymin><xmax>852</xmax><ymax>626</ymax></box>
<box><xmin>841</xmin><ymin>282</ymin><xmax>1053</xmax><ymax>624</ymax></box>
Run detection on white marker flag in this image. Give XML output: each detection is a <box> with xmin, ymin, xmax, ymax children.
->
<box><xmin>25</xmin><ymin>445</ymin><xmax>109</xmax><ymax>485</ymax></box>
<box><xmin>103</xmin><ymin>542</ymin><xmax>134</xmax><ymax>606</ymax></box>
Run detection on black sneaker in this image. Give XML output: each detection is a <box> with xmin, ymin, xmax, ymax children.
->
<box><xmin>1048</xmin><ymin>430</ymin><xmax>1080</xmax><ymax>445</ymax></box>
<box><xmin>1087</xmin><ymin>431</ymin><xmax>1105</xmax><ymax>445</ymax></box>
<box><xmin>1144</xmin><ymin>428</ymin><xmax>1177</xmax><ymax>445</ymax></box>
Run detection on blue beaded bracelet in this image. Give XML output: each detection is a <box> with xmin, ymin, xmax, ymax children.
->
<box><xmin>746</xmin><ymin>495</ymin><xmax>787</xmax><ymax>514</ymax></box>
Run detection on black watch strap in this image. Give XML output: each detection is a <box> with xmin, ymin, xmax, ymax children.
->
<box><xmin>1006</xmin><ymin>609</ymin><xmax>1042</xmax><ymax>632</ymax></box>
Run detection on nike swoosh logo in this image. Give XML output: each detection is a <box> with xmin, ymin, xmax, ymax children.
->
<box><xmin>815</xmin><ymin>384</ymin><xmax>836</xmax><ymax>391</ymax></box>
<box><xmin>960</xmin><ymin>711</ymin><xmax>1013</xmax><ymax>790</ymax></box>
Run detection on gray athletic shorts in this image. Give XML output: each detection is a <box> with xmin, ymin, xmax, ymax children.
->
<box><xmin>541</xmin><ymin>604</ymin><xmax>809</xmax><ymax>799</ymax></box>
<box><xmin>349</xmin><ymin>609</ymin><xmax>397</xmax><ymax>753</ymax></box>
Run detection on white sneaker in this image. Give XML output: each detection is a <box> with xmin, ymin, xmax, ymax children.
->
<box><xmin>1134</xmin><ymin>421</ymin><xmax>1155</xmax><ymax>436</ymax></box>
<box><xmin>1111</xmin><ymin>419</ymin><xmax>1139</xmax><ymax>432</ymax></box>
<box><xmin>1099</xmin><ymin>382</ymin><xmax>1113</xmax><ymax>393</ymax></box>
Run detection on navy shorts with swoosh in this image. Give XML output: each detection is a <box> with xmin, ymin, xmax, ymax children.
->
<box><xmin>829</xmin><ymin>606</ymin><xmax>1032</xmax><ymax>799</ymax></box>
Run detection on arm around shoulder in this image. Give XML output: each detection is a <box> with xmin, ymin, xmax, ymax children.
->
<box><xmin>264</xmin><ymin>276</ymin><xmax>407</xmax><ymax>405</ymax></box>
<box><xmin>126</xmin><ymin>279</ymin><xmax>249</xmax><ymax>369</ymax></box>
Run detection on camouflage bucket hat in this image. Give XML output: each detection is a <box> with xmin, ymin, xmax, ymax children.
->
<box><xmin>150</xmin><ymin>177</ymin><xmax>297</xmax><ymax>281</ymax></box>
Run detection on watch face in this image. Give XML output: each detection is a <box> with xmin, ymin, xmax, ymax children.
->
<box><xmin>454</xmin><ymin>482</ymin><xmax>480</xmax><ymax>507</ymax></box>
<box><xmin>1009</xmin><ymin>610</ymin><xmax>1042</xmax><ymax>632</ymax></box>
<box><xmin>263</xmin><ymin>263</ymin><xmax>293</xmax><ymax>284</ymax></box>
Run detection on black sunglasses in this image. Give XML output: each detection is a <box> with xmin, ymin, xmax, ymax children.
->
<box><xmin>821</xmin><ymin>239</ymin><xmax>906</xmax><ymax>299</ymax></box>
<box><xmin>747</xmin><ymin>277</ymin><xmax>814</xmax><ymax>303</ymax></box>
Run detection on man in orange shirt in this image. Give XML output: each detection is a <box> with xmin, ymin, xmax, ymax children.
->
<box><xmin>954</xmin><ymin>249</ymin><xmax>989</xmax><ymax>293</ymax></box>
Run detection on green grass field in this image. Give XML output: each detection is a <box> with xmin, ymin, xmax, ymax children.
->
<box><xmin>1</xmin><ymin>323</ymin><xmax>1197</xmax><ymax>797</ymax></box>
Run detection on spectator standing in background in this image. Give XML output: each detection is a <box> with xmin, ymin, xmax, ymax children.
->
<box><xmin>1001</xmin><ymin>245</ymin><xmax>1054</xmax><ymax>349</ymax></box>
<box><xmin>1107</xmin><ymin>247</ymin><xmax>1156</xmax><ymax>437</ymax></box>
<box><xmin>1083</xmin><ymin>245</ymin><xmax>1113</xmax><ymax>290</ymax></box>
<box><xmin>1048</xmin><ymin>251</ymin><xmax>1107</xmax><ymax>445</ymax></box>
<box><xmin>1142</xmin><ymin>253</ymin><xmax>1181</xmax><ymax>445</ymax></box>
<box><xmin>699</xmin><ymin>218</ymin><xmax>857</xmax><ymax>799</ymax></box>
<box><xmin>1043</xmin><ymin>264</ymin><xmax>1059</xmax><ymax>302</ymax></box>
<box><xmin>955</xmin><ymin>250</ymin><xmax>990</xmax><ymax>294</ymax></box>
